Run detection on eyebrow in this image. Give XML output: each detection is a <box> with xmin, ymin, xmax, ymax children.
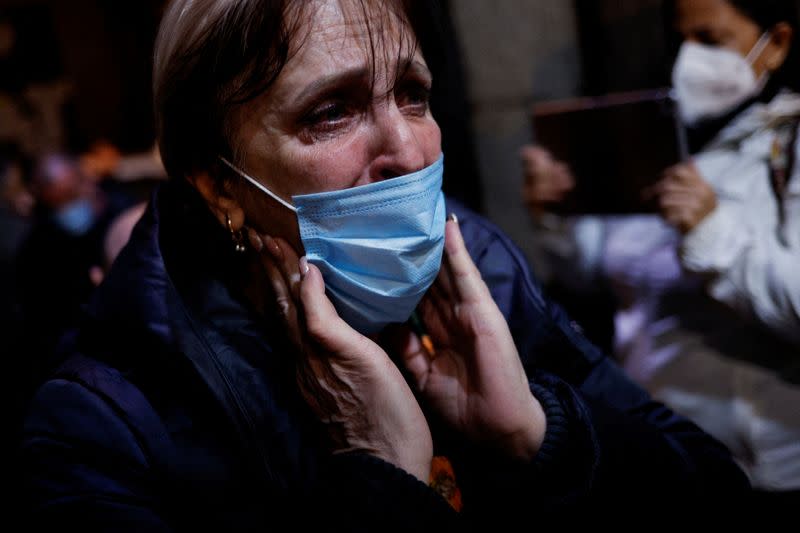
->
<box><xmin>402</xmin><ymin>59</ymin><xmax>433</xmax><ymax>83</ymax></box>
<box><xmin>295</xmin><ymin>67</ymin><xmax>370</xmax><ymax>104</ymax></box>
<box><xmin>294</xmin><ymin>57</ymin><xmax>432</xmax><ymax>104</ymax></box>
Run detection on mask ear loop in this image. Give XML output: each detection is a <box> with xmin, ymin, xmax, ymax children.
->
<box><xmin>743</xmin><ymin>32</ymin><xmax>774</xmax><ymax>97</ymax></box>
<box><xmin>218</xmin><ymin>156</ymin><xmax>297</xmax><ymax>212</ymax></box>
<box><xmin>745</xmin><ymin>32</ymin><xmax>773</xmax><ymax>65</ymax></box>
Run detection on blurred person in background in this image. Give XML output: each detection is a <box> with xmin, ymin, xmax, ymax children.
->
<box><xmin>1</xmin><ymin>142</ymin><xmax>33</xmax><ymax>428</ymax></box>
<box><xmin>7</xmin><ymin>154</ymin><xmax>148</xmax><ymax>524</ymax></box>
<box><xmin>521</xmin><ymin>0</ymin><xmax>800</xmax><ymax>495</ymax></box>
<box><xmin>15</xmin><ymin>152</ymin><xmax>134</xmax><ymax>383</ymax></box>
<box><xmin>0</xmin><ymin>143</ymin><xmax>33</xmax><ymax>275</ymax></box>
<box><xmin>87</xmin><ymin>200</ymin><xmax>147</xmax><ymax>287</ymax></box>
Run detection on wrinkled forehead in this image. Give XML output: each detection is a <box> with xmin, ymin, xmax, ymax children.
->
<box><xmin>287</xmin><ymin>0</ymin><xmax>420</xmax><ymax>80</ymax></box>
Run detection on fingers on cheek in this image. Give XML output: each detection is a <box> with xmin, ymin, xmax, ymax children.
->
<box><xmin>276</xmin><ymin>295</ymin><xmax>292</xmax><ymax>319</ymax></box>
<box><xmin>302</xmin><ymin>294</ymin><xmax>337</xmax><ymax>348</ymax></box>
<box><xmin>435</xmin><ymin>261</ymin><xmax>455</xmax><ymax>299</ymax></box>
<box><xmin>247</xmin><ymin>229</ymin><xmax>264</xmax><ymax>252</ymax></box>
<box><xmin>442</xmin><ymin>222</ymin><xmax>474</xmax><ymax>285</ymax></box>
<box><xmin>425</xmin><ymin>284</ymin><xmax>452</xmax><ymax>325</ymax></box>
<box><xmin>299</xmin><ymin>263</ymin><xmax>340</xmax><ymax>332</ymax></box>
<box><xmin>418</xmin><ymin>293</ymin><xmax>438</xmax><ymax>323</ymax></box>
<box><xmin>445</xmin><ymin>217</ymin><xmax>467</xmax><ymax>255</ymax></box>
<box><xmin>262</xmin><ymin>235</ymin><xmax>283</xmax><ymax>261</ymax></box>
<box><xmin>272</xmin><ymin>238</ymin><xmax>303</xmax><ymax>296</ymax></box>
<box><xmin>303</xmin><ymin>262</ymin><xmax>326</xmax><ymax>294</ymax></box>
<box><xmin>263</xmin><ymin>258</ymin><xmax>287</xmax><ymax>298</ymax></box>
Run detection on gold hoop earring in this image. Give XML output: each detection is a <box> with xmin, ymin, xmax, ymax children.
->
<box><xmin>226</xmin><ymin>213</ymin><xmax>246</xmax><ymax>253</ymax></box>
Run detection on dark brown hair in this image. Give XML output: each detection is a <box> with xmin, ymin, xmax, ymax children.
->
<box><xmin>153</xmin><ymin>0</ymin><xmax>443</xmax><ymax>181</ymax></box>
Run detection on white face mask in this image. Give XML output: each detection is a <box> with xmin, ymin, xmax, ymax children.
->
<box><xmin>672</xmin><ymin>32</ymin><xmax>772</xmax><ymax>125</ymax></box>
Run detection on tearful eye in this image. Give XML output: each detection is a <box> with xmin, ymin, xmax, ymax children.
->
<box><xmin>299</xmin><ymin>100</ymin><xmax>358</xmax><ymax>141</ymax></box>
<box><xmin>397</xmin><ymin>82</ymin><xmax>431</xmax><ymax>116</ymax></box>
<box><xmin>312</xmin><ymin>102</ymin><xmax>347</xmax><ymax>123</ymax></box>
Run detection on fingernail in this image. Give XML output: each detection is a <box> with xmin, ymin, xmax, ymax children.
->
<box><xmin>247</xmin><ymin>228</ymin><xmax>263</xmax><ymax>252</ymax></box>
<box><xmin>264</xmin><ymin>235</ymin><xmax>282</xmax><ymax>260</ymax></box>
<box><xmin>447</xmin><ymin>213</ymin><xmax>458</xmax><ymax>224</ymax></box>
<box><xmin>299</xmin><ymin>256</ymin><xmax>309</xmax><ymax>278</ymax></box>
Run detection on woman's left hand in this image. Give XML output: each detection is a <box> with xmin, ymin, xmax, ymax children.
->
<box><xmin>248</xmin><ymin>230</ymin><xmax>434</xmax><ymax>482</ymax></box>
<box><xmin>390</xmin><ymin>215</ymin><xmax>547</xmax><ymax>462</ymax></box>
<box><xmin>654</xmin><ymin>162</ymin><xmax>717</xmax><ymax>234</ymax></box>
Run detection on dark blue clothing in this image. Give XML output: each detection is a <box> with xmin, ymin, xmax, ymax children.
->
<box><xmin>20</xmin><ymin>181</ymin><xmax>749</xmax><ymax>530</ymax></box>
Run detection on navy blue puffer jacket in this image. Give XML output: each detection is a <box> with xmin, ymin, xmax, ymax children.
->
<box><xmin>20</xmin><ymin>180</ymin><xmax>750</xmax><ymax>530</ymax></box>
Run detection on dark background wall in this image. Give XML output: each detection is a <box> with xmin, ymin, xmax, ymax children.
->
<box><xmin>574</xmin><ymin>0</ymin><xmax>673</xmax><ymax>95</ymax></box>
<box><xmin>1</xmin><ymin>0</ymin><xmax>163</xmax><ymax>154</ymax></box>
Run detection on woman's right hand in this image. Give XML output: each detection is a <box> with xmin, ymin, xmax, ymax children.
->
<box><xmin>249</xmin><ymin>231</ymin><xmax>433</xmax><ymax>482</ymax></box>
<box><xmin>390</xmin><ymin>218</ymin><xmax>547</xmax><ymax>463</ymax></box>
<box><xmin>520</xmin><ymin>145</ymin><xmax>575</xmax><ymax>216</ymax></box>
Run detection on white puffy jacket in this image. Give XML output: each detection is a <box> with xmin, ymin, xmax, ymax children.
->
<box><xmin>534</xmin><ymin>91</ymin><xmax>800</xmax><ymax>490</ymax></box>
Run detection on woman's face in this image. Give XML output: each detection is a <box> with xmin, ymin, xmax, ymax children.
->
<box><xmin>229</xmin><ymin>0</ymin><xmax>441</xmax><ymax>251</ymax></box>
<box><xmin>675</xmin><ymin>0</ymin><xmax>782</xmax><ymax>78</ymax></box>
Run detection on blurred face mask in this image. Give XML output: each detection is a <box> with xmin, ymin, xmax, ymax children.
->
<box><xmin>220</xmin><ymin>155</ymin><xmax>446</xmax><ymax>335</ymax></box>
<box><xmin>672</xmin><ymin>32</ymin><xmax>771</xmax><ymax>125</ymax></box>
<box><xmin>54</xmin><ymin>197</ymin><xmax>95</xmax><ymax>236</ymax></box>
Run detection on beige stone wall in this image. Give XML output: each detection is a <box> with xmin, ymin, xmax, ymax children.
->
<box><xmin>450</xmin><ymin>0</ymin><xmax>582</xmax><ymax>278</ymax></box>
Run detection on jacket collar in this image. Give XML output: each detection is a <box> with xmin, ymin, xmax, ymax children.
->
<box><xmin>709</xmin><ymin>90</ymin><xmax>800</xmax><ymax>149</ymax></box>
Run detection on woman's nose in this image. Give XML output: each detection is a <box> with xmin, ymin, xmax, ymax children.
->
<box><xmin>369</xmin><ymin>104</ymin><xmax>426</xmax><ymax>181</ymax></box>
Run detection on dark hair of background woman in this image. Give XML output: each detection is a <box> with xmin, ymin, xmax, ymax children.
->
<box><xmin>729</xmin><ymin>0</ymin><xmax>800</xmax><ymax>94</ymax></box>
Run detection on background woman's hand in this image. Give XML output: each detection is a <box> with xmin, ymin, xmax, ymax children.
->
<box><xmin>653</xmin><ymin>162</ymin><xmax>717</xmax><ymax>234</ymax></box>
<box><xmin>250</xmin><ymin>231</ymin><xmax>433</xmax><ymax>482</ymax></box>
<box><xmin>520</xmin><ymin>144</ymin><xmax>575</xmax><ymax>217</ymax></box>
<box><xmin>393</xmin><ymin>217</ymin><xmax>547</xmax><ymax>462</ymax></box>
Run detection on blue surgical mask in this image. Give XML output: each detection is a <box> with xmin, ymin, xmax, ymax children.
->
<box><xmin>54</xmin><ymin>197</ymin><xmax>95</xmax><ymax>236</ymax></box>
<box><xmin>220</xmin><ymin>155</ymin><xmax>446</xmax><ymax>334</ymax></box>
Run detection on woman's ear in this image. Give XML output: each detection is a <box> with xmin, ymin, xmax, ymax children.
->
<box><xmin>766</xmin><ymin>22</ymin><xmax>793</xmax><ymax>72</ymax></box>
<box><xmin>189</xmin><ymin>171</ymin><xmax>245</xmax><ymax>230</ymax></box>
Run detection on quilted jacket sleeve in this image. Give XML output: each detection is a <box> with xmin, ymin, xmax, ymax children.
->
<box><xmin>448</xmin><ymin>199</ymin><xmax>752</xmax><ymax>509</ymax></box>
